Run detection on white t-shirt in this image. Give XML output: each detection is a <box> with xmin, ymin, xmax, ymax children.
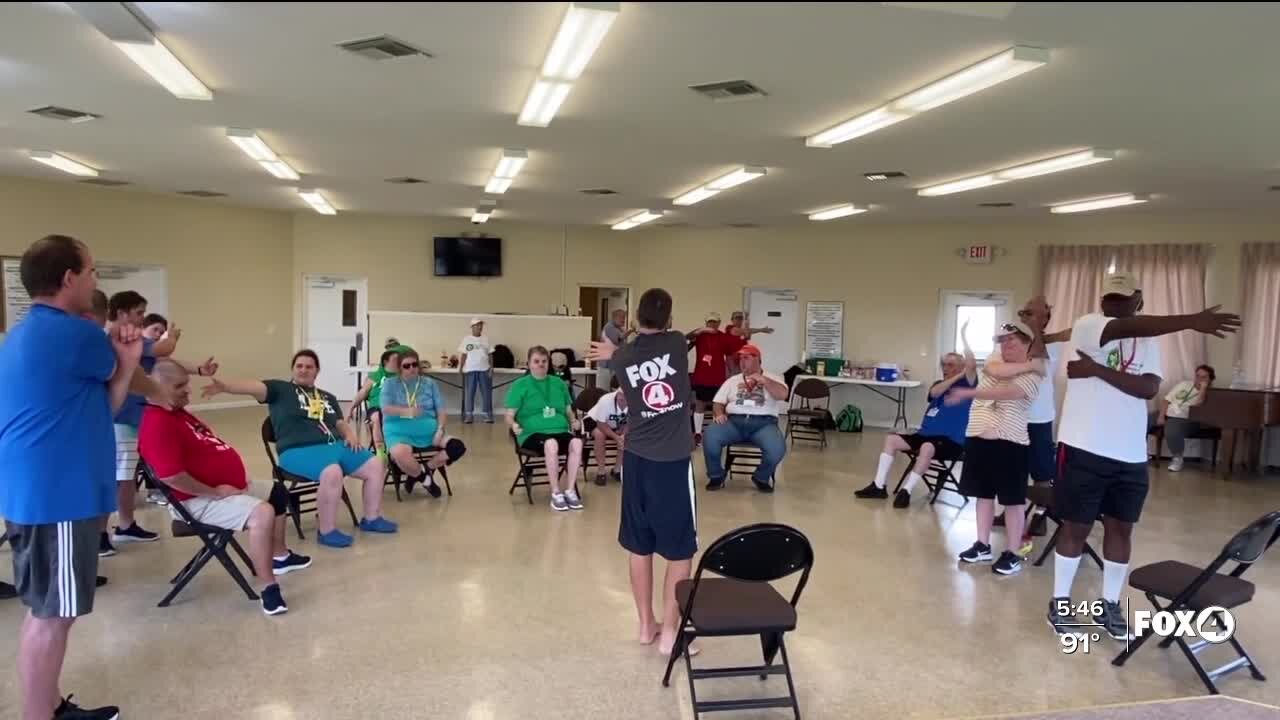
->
<box><xmin>714</xmin><ymin>372</ymin><xmax>788</xmax><ymax>417</ymax></box>
<box><xmin>1058</xmin><ymin>313</ymin><xmax>1163</xmax><ymax>463</ymax></box>
<box><xmin>587</xmin><ymin>390</ymin><xmax>627</xmax><ymax>430</ymax></box>
<box><xmin>457</xmin><ymin>335</ymin><xmax>492</xmax><ymax>372</ymax></box>
<box><xmin>1164</xmin><ymin>380</ymin><xmax>1202</xmax><ymax>419</ymax></box>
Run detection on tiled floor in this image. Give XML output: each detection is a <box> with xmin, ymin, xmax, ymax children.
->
<box><xmin>2</xmin><ymin>407</ymin><xmax>1278</xmax><ymax>719</ymax></box>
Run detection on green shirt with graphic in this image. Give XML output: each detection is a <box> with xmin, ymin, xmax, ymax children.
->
<box><xmin>506</xmin><ymin>373</ymin><xmax>572</xmax><ymax>445</ymax></box>
<box><xmin>262</xmin><ymin>379</ymin><xmax>343</xmax><ymax>453</ymax></box>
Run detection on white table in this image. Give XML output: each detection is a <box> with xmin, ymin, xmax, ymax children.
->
<box><xmin>797</xmin><ymin>375</ymin><xmax>923</xmax><ymax>429</ymax></box>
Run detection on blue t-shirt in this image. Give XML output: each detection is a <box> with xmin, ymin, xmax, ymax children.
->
<box><xmin>380</xmin><ymin>375</ymin><xmax>444</xmax><ymax>438</ymax></box>
<box><xmin>0</xmin><ymin>304</ymin><xmax>118</xmax><ymax>523</ymax></box>
<box><xmin>918</xmin><ymin>375</ymin><xmax>975</xmax><ymax>446</ymax></box>
<box><xmin>113</xmin><ymin>338</ymin><xmax>157</xmax><ymax>428</ymax></box>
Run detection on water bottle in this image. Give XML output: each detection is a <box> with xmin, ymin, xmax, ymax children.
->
<box><xmin>1231</xmin><ymin>363</ymin><xmax>1246</xmax><ymax>388</ymax></box>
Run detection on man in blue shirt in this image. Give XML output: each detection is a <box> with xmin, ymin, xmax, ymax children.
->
<box><xmin>855</xmin><ymin>348</ymin><xmax>978</xmax><ymax>508</ymax></box>
<box><xmin>0</xmin><ymin>235</ymin><xmax>143</xmax><ymax>720</ymax></box>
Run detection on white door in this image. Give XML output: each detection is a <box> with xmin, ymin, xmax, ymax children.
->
<box><xmin>304</xmin><ymin>275</ymin><xmax>368</xmax><ymax>401</ymax></box>
<box><xmin>938</xmin><ymin>290</ymin><xmax>1013</xmax><ymax>363</ymax></box>
<box><xmin>745</xmin><ymin>288</ymin><xmax>800</xmax><ymax>374</ymax></box>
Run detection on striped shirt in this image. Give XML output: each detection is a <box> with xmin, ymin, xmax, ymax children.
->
<box><xmin>965</xmin><ymin>372</ymin><xmax>1041</xmax><ymax>445</ymax></box>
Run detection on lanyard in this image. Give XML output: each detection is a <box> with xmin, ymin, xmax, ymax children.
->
<box><xmin>296</xmin><ymin>384</ymin><xmax>336</xmax><ymax>443</ymax></box>
<box><xmin>1116</xmin><ymin>339</ymin><xmax>1137</xmax><ymax>373</ymax></box>
<box><xmin>406</xmin><ymin>379</ymin><xmax>421</xmax><ymax>408</ymax></box>
<box><xmin>531</xmin><ymin>376</ymin><xmax>555</xmax><ymax>410</ymax></box>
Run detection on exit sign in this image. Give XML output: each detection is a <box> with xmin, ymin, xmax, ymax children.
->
<box><xmin>965</xmin><ymin>244</ymin><xmax>993</xmax><ymax>264</ymax></box>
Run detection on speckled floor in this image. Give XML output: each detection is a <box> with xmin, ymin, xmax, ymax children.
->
<box><xmin>2</xmin><ymin>407</ymin><xmax>1277</xmax><ymax>719</ymax></box>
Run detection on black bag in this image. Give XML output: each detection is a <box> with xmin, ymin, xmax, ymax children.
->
<box><xmin>492</xmin><ymin>344</ymin><xmax>515</xmax><ymax>369</ymax></box>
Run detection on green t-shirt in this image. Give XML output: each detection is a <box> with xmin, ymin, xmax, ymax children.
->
<box><xmin>262</xmin><ymin>379</ymin><xmax>343</xmax><ymax>453</ymax></box>
<box><xmin>367</xmin><ymin>367</ymin><xmax>390</xmax><ymax>409</ymax></box>
<box><xmin>506</xmin><ymin>373</ymin><xmax>572</xmax><ymax>445</ymax></box>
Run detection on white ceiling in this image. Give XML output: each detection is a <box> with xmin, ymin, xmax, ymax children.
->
<box><xmin>2</xmin><ymin>2</ymin><xmax>1279</xmax><ymax>226</ymax></box>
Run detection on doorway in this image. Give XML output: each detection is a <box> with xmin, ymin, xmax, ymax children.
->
<box><xmin>744</xmin><ymin>288</ymin><xmax>800</xmax><ymax>374</ymax></box>
<box><xmin>937</xmin><ymin>290</ymin><xmax>1013</xmax><ymax>363</ymax></box>
<box><xmin>304</xmin><ymin>274</ymin><xmax>368</xmax><ymax>401</ymax></box>
<box><xmin>578</xmin><ymin>285</ymin><xmax>630</xmax><ymax>343</ymax></box>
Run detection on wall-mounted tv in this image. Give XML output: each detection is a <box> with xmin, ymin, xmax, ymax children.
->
<box><xmin>433</xmin><ymin>236</ymin><xmax>502</xmax><ymax>277</ymax></box>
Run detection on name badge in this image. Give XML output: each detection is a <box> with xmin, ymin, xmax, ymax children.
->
<box><xmin>307</xmin><ymin>398</ymin><xmax>326</xmax><ymax>420</ymax></box>
<box><xmin>741</xmin><ymin>398</ymin><xmax>759</xmax><ymax>407</ymax></box>
<box><xmin>925</xmin><ymin>406</ymin><xmax>939</xmax><ymax>417</ymax></box>
<box><xmin>543</xmin><ymin>406</ymin><xmax>556</xmax><ymax>419</ymax></box>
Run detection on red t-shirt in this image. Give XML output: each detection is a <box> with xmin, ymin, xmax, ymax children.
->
<box><xmin>137</xmin><ymin>405</ymin><xmax>248</xmax><ymax>502</ymax></box>
<box><xmin>690</xmin><ymin>331</ymin><xmax>746</xmax><ymax>387</ymax></box>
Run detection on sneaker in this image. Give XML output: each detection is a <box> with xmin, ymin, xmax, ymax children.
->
<box><xmin>1017</xmin><ymin>539</ymin><xmax>1034</xmax><ymax>557</ymax></box>
<box><xmin>424</xmin><ymin>472</ymin><xmax>443</xmax><ymax>498</ymax></box>
<box><xmin>112</xmin><ymin>523</ymin><xmax>159</xmax><ymax>543</ymax></box>
<box><xmin>54</xmin><ymin>695</ymin><xmax>119</xmax><ymax>720</ymax></box>
<box><xmin>463</xmin><ymin>417</ymin><xmax>474</xmax><ymax>425</ymax></box>
<box><xmin>550</xmin><ymin>493</ymin><xmax>570</xmax><ymax>512</ymax></box>
<box><xmin>892</xmin><ymin>489</ymin><xmax>911</xmax><ymax>509</ymax></box>
<box><xmin>958</xmin><ymin>541</ymin><xmax>993</xmax><ymax>563</ymax></box>
<box><xmin>272</xmin><ymin>551</ymin><xmax>312</xmax><ymax>575</ymax></box>
<box><xmin>98</xmin><ymin>533</ymin><xmax>116</xmax><ymax>558</ymax></box>
<box><xmin>853</xmin><ymin>482</ymin><xmax>888</xmax><ymax>499</ymax></box>
<box><xmin>0</xmin><ymin>581</ymin><xmax>16</xmax><ymax>600</ymax></box>
<box><xmin>565</xmin><ymin>491</ymin><xmax>584</xmax><ymax>510</ymax></box>
<box><xmin>610</xmin><ymin>468</ymin><xmax>621</xmax><ymax>482</ymax></box>
<box><xmin>594</xmin><ymin>473</ymin><xmax>608</xmax><ymax>487</ymax></box>
<box><xmin>316</xmin><ymin>529</ymin><xmax>354</xmax><ymax>548</ymax></box>
<box><xmin>95</xmin><ymin>576</ymin><xmax>108</xmax><ymax>588</ymax></box>
<box><xmin>1047</xmin><ymin>597</ymin><xmax>1075</xmax><ymax>635</ymax></box>
<box><xmin>145</xmin><ymin>490</ymin><xmax>168</xmax><ymax>506</ymax></box>
<box><xmin>1168</xmin><ymin>456</ymin><xmax>1185</xmax><ymax>472</ymax></box>
<box><xmin>693</xmin><ymin>433</ymin><xmax>702</xmax><ymax>448</ymax></box>
<box><xmin>993</xmin><ymin>551</ymin><xmax>1023</xmax><ymax>576</ymax></box>
<box><xmin>1093</xmin><ymin>599</ymin><xmax>1131</xmax><ymax>641</ymax></box>
<box><xmin>402</xmin><ymin>472</ymin><xmax>417</xmax><ymax>495</ymax></box>
<box><xmin>752</xmin><ymin>477</ymin><xmax>775</xmax><ymax>493</ymax></box>
<box><xmin>484</xmin><ymin>418</ymin><xmax>495</xmax><ymax>424</ymax></box>
<box><xmin>260</xmin><ymin>584</ymin><xmax>288</xmax><ymax>616</ymax></box>
<box><xmin>359</xmin><ymin>516</ymin><xmax>399</xmax><ymax>533</ymax></box>
<box><xmin>705</xmin><ymin>478</ymin><xmax>725</xmax><ymax>491</ymax></box>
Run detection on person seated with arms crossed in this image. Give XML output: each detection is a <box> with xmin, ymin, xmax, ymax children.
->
<box><xmin>703</xmin><ymin>344</ymin><xmax>790</xmax><ymax>493</ymax></box>
<box><xmin>506</xmin><ymin>346</ymin><xmax>584</xmax><ymax>512</ymax></box>
<box><xmin>138</xmin><ymin>360</ymin><xmax>311</xmax><ymax>616</ymax></box>
<box><xmin>381</xmin><ymin>349</ymin><xmax>466</xmax><ymax>497</ymax></box>
<box><xmin>1149</xmin><ymin>364</ymin><xmax>1215</xmax><ymax>472</ymax></box>
<box><xmin>347</xmin><ymin>349</ymin><xmax>401</xmax><ymax>461</ymax></box>
<box><xmin>586</xmin><ymin>387</ymin><xmax>627</xmax><ymax>486</ymax></box>
<box><xmin>202</xmin><ymin>349</ymin><xmax>397</xmax><ymax>548</ymax></box>
<box><xmin>855</xmin><ymin>345</ymin><xmax>978</xmax><ymax>507</ymax></box>
<box><xmin>947</xmin><ymin>322</ymin><xmax>1044</xmax><ymax>575</ymax></box>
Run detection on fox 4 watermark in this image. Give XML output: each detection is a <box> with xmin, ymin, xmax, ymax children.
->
<box><xmin>1132</xmin><ymin>606</ymin><xmax>1237</xmax><ymax>644</ymax></box>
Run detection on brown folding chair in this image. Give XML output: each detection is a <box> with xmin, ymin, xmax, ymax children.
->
<box><xmin>785</xmin><ymin>378</ymin><xmax>829</xmax><ymax>449</ymax></box>
<box><xmin>1024</xmin><ymin>483</ymin><xmax>1102</xmax><ymax>569</ymax></box>
<box><xmin>260</xmin><ymin>418</ymin><xmax>359</xmax><ymax>540</ymax></box>
<box><xmin>572</xmin><ymin>387</ymin><xmax>617</xmax><ymax>475</ymax></box>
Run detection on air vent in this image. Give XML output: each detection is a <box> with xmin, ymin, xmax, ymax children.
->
<box><xmin>385</xmin><ymin>176</ymin><xmax>428</xmax><ymax>184</ymax></box>
<box><xmin>579</xmin><ymin>188</ymin><xmax>618</xmax><ymax>195</ymax></box>
<box><xmin>864</xmin><ymin>171</ymin><xmax>908</xmax><ymax>181</ymax></box>
<box><xmin>725</xmin><ymin>222</ymin><xmax>761</xmax><ymax>229</ymax></box>
<box><xmin>29</xmin><ymin>105</ymin><xmax>101</xmax><ymax>123</ymax></box>
<box><xmin>177</xmin><ymin>190</ymin><xmax>228</xmax><ymax>198</ymax></box>
<box><xmin>79</xmin><ymin>178</ymin><xmax>129</xmax><ymax>187</ymax></box>
<box><xmin>337</xmin><ymin>35</ymin><xmax>431</xmax><ymax>61</ymax></box>
<box><xmin>689</xmin><ymin>80</ymin><xmax>767</xmax><ymax>103</ymax></box>
<box><xmin>657</xmin><ymin>222</ymin><xmax>688</xmax><ymax>228</ymax></box>
<box><xmin>978</xmin><ymin>202</ymin><xmax>1015</xmax><ymax>208</ymax></box>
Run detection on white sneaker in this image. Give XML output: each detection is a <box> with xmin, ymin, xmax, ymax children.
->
<box><xmin>1168</xmin><ymin>457</ymin><xmax>1184</xmax><ymax>472</ymax></box>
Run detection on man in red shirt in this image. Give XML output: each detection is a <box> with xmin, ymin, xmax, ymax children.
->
<box><xmin>137</xmin><ymin>360</ymin><xmax>310</xmax><ymax>616</ymax></box>
<box><xmin>686</xmin><ymin>312</ymin><xmax>746</xmax><ymax>445</ymax></box>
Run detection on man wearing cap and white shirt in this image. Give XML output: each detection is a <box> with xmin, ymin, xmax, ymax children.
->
<box><xmin>1046</xmin><ymin>271</ymin><xmax>1240</xmax><ymax>641</ymax></box>
<box><xmin>458</xmin><ymin>319</ymin><xmax>494</xmax><ymax>423</ymax></box>
<box><xmin>703</xmin><ymin>344</ymin><xmax>789</xmax><ymax>493</ymax></box>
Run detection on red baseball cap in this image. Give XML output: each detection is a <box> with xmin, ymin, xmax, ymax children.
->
<box><xmin>737</xmin><ymin>343</ymin><xmax>762</xmax><ymax>358</ymax></box>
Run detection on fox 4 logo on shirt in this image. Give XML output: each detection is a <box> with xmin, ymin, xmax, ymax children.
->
<box><xmin>625</xmin><ymin>353</ymin><xmax>681</xmax><ymax>414</ymax></box>
<box><xmin>1133</xmin><ymin>606</ymin><xmax>1236</xmax><ymax>644</ymax></box>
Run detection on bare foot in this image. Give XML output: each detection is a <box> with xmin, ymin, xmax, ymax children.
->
<box><xmin>657</xmin><ymin>633</ymin><xmax>700</xmax><ymax>657</ymax></box>
<box><xmin>638</xmin><ymin>624</ymin><xmax>661</xmax><ymax>645</ymax></box>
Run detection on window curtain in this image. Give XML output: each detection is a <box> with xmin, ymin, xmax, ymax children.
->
<box><xmin>1237</xmin><ymin>243</ymin><xmax>1280</xmax><ymax>387</ymax></box>
<box><xmin>1112</xmin><ymin>244</ymin><xmax>1208</xmax><ymax>389</ymax></box>
<box><xmin>1037</xmin><ymin>245</ymin><xmax>1109</xmax><ymax>336</ymax></box>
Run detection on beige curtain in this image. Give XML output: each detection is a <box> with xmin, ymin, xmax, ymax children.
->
<box><xmin>1113</xmin><ymin>244</ymin><xmax>1208</xmax><ymax>388</ymax></box>
<box><xmin>1238</xmin><ymin>243</ymin><xmax>1280</xmax><ymax>386</ymax></box>
<box><xmin>1038</xmin><ymin>245</ymin><xmax>1109</xmax><ymax>334</ymax></box>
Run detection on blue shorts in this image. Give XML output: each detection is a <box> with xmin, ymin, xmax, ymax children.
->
<box><xmin>279</xmin><ymin>444</ymin><xmax>376</xmax><ymax>482</ymax></box>
<box><xmin>1028</xmin><ymin>422</ymin><xmax>1056</xmax><ymax>483</ymax></box>
<box><xmin>618</xmin><ymin>451</ymin><xmax>697</xmax><ymax>561</ymax></box>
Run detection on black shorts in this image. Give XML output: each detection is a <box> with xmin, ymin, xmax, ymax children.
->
<box><xmin>1027</xmin><ymin>422</ymin><xmax>1056</xmax><ymax>483</ymax></box>
<box><xmin>958</xmin><ymin>438</ymin><xmax>1030</xmax><ymax>506</ymax></box>
<box><xmin>5</xmin><ymin>519</ymin><xmax>100</xmax><ymax>618</ymax></box>
<box><xmin>618</xmin><ymin>451</ymin><xmax>697</xmax><ymax>561</ymax></box>
<box><xmin>521</xmin><ymin>433</ymin><xmax>576</xmax><ymax>453</ymax></box>
<box><xmin>692</xmin><ymin>385</ymin><xmax>719</xmax><ymax>403</ymax></box>
<box><xmin>898</xmin><ymin>433</ymin><xmax>965</xmax><ymax>462</ymax></box>
<box><xmin>1055</xmin><ymin>444</ymin><xmax>1149</xmax><ymax>524</ymax></box>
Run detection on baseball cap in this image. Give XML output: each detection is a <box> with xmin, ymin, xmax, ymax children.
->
<box><xmin>469</xmin><ymin>317</ymin><xmax>484</xmax><ymax>326</ymax></box>
<box><xmin>737</xmin><ymin>343</ymin><xmax>762</xmax><ymax>358</ymax></box>
<box><xmin>705</xmin><ymin>312</ymin><xmax>722</xmax><ymax>323</ymax></box>
<box><xmin>1102</xmin><ymin>272</ymin><xmax>1139</xmax><ymax>297</ymax></box>
<box><xmin>994</xmin><ymin>320</ymin><xmax>1035</xmax><ymax>341</ymax></box>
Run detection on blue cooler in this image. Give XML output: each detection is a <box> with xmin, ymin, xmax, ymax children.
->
<box><xmin>875</xmin><ymin>363</ymin><xmax>899</xmax><ymax>382</ymax></box>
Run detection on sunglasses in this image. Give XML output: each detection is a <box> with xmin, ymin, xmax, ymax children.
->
<box><xmin>401</xmin><ymin>362</ymin><xmax>419</xmax><ymax>369</ymax></box>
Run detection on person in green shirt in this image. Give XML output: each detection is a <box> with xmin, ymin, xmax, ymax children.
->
<box><xmin>506</xmin><ymin>345</ymin><xmax>584</xmax><ymax>512</ymax></box>
<box><xmin>346</xmin><ymin>349</ymin><xmax>402</xmax><ymax>460</ymax></box>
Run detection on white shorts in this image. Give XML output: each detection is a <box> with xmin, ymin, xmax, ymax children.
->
<box><xmin>172</xmin><ymin>494</ymin><xmax>262</xmax><ymax>532</ymax></box>
<box><xmin>114</xmin><ymin>424</ymin><xmax>139</xmax><ymax>483</ymax></box>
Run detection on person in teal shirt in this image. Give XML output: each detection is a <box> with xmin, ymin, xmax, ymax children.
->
<box><xmin>380</xmin><ymin>349</ymin><xmax>465</xmax><ymax>498</ymax></box>
<box><xmin>505</xmin><ymin>346</ymin><xmax>583</xmax><ymax>512</ymax></box>
<box><xmin>347</xmin><ymin>349</ymin><xmax>401</xmax><ymax>459</ymax></box>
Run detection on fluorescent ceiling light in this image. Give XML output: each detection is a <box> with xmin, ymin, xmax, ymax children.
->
<box><xmin>806</xmin><ymin>45</ymin><xmax>1048</xmax><ymax>148</ymax></box>
<box><xmin>611</xmin><ymin>209</ymin><xmax>664</xmax><ymax>231</ymax></box>
<box><xmin>28</xmin><ymin>150</ymin><xmax>99</xmax><ymax>177</ymax></box>
<box><xmin>484</xmin><ymin>178</ymin><xmax>513</xmax><ymax>194</ymax></box>
<box><xmin>518</xmin><ymin>78</ymin><xmax>573</xmax><ymax>127</ymax></box>
<box><xmin>115</xmin><ymin>40</ymin><xmax>212</xmax><ymax>100</ymax></box>
<box><xmin>1050</xmin><ymin>193</ymin><xmax>1149</xmax><ymax>214</ymax></box>
<box><xmin>673</xmin><ymin>166</ymin><xmax>766</xmax><ymax>206</ymax></box>
<box><xmin>541</xmin><ymin>3</ymin><xmax>619</xmax><ymax>80</ymax></box>
<box><xmin>918</xmin><ymin>149</ymin><xmax>1115</xmax><ymax>197</ymax></box>
<box><xmin>808</xmin><ymin>204</ymin><xmax>869</xmax><ymax>221</ymax></box>
<box><xmin>297</xmin><ymin>188</ymin><xmax>337</xmax><ymax>215</ymax></box>
<box><xmin>226</xmin><ymin>128</ymin><xmax>300</xmax><ymax>181</ymax></box>
<box><xmin>485</xmin><ymin>148</ymin><xmax>528</xmax><ymax>194</ymax></box>
<box><xmin>471</xmin><ymin>204</ymin><xmax>497</xmax><ymax>223</ymax></box>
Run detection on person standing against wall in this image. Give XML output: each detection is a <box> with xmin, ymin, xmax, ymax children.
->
<box><xmin>458</xmin><ymin>318</ymin><xmax>494</xmax><ymax>423</ymax></box>
<box><xmin>596</xmin><ymin>308</ymin><xmax>634</xmax><ymax>389</ymax></box>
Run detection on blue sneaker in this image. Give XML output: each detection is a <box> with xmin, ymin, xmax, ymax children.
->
<box><xmin>359</xmin><ymin>516</ymin><xmax>399</xmax><ymax>534</ymax></box>
<box><xmin>272</xmin><ymin>551</ymin><xmax>312</xmax><ymax>575</ymax></box>
<box><xmin>316</xmin><ymin>529</ymin><xmax>354</xmax><ymax>548</ymax></box>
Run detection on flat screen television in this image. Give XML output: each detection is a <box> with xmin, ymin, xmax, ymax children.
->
<box><xmin>433</xmin><ymin>236</ymin><xmax>502</xmax><ymax>277</ymax></box>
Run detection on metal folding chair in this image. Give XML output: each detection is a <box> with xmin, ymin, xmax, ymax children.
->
<box><xmin>260</xmin><ymin>418</ymin><xmax>359</xmax><ymax>540</ymax></box>
<box><xmin>508</xmin><ymin>430</ymin><xmax>576</xmax><ymax>504</ymax></box>
<box><xmin>892</xmin><ymin>452</ymin><xmax>966</xmax><ymax>508</ymax></box>
<box><xmin>785</xmin><ymin>378</ymin><xmax>829</xmax><ymax>449</ymax></box>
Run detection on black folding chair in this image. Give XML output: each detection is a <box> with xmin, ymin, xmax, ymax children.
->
<box><xmin>785</xmin><ymin>378</ymin><xmax>829</xmax><ymax>449</ymax></box>
<box><xmin>725</xmin><ymin>443</ymin><xmax>775</xmax><ymax>485</ymax></box>
<box><xmin>385</xmin><ymin>446</ymin><xmax>453</xmax><ymax>500</ymax></box>
<box><xmin>509</xmin><ymin>430</ymin><xmax>575</xmax><ymax>504</ymax></box>
<box><xmin>261</xmin><ymin>418</ymin><xmax>359</xmax><ymax>540</ymax></box>
<box><xmin>573</xmin><ymin>387</ymin><xmax>619</xmax><ymax>476</ymax></box>
<box><xmin>138</xmin><ymin>461</ymin><xmax>259</xmax><ymax>608</ymax></box>
<box><xmin>892</xmin><ymin>452</ymin><xmax>966</xmax><ymax>508</ymax></box>
<box><xmin>1025</xmin><ymin>483</ymin><xmax>1102</xmax><ymax>569</ymax></box>
<box><xmin>1112</xmin><ymin>510</ymin><xmax>1280</xmax><ymax>695</ymax></box>
<box><xmin>663</xmin><ymin>523</ymin><xmax>814</xmax><ymax>719</ymax></box>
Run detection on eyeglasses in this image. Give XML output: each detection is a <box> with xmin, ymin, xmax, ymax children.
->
<box><xmin>401</xmin><ymin>362</ymin><xmax>419</xmax><ymax>369</ymax></box>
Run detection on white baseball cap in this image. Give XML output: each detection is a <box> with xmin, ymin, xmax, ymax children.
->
<box><xmin>1103</xmin><ymin>272</ymin><xmax>1139</xmax><ymax>297</ymax></box>
<box><xmin>705</xmin><ymin>312</ymin><xmax>722</xmax><ymax>323</ymax></box>
<box><xmin>469</xmin><ymin>317</ymin><xmax>484</xmax><ymax>326</ymax></box>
